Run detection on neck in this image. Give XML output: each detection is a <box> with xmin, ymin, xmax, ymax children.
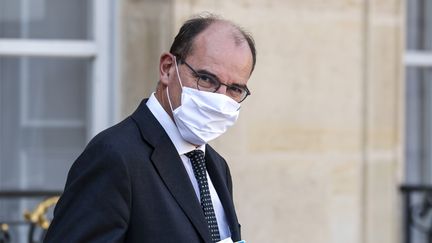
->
<box><xmin>155</xmin><ymin>86</ymin><xmax>174</xmax><ymax>120</ymax></box>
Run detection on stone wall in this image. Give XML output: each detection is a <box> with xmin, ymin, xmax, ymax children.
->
<box><xmin>119</xmin><ymin>0</ymin><xmax>174</xmax><ymax>118</ymax></box>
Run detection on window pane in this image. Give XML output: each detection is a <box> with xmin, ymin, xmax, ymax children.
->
<box><xmin>406</xmin><ymin>0</ymin><xmax>432</xmax><ymax>51</ymax></box>
<box><xmin>404</xmin><ymin>2</ymin><xmax>432</xmax><ymax>242</ymax></box>
<box><xmin>0</xmin><ymin>0</ymin><xmax>93</xmax><ymax>39</ymax></box>
<box><xmin>26</xmin><ymin>58</ymin><xmax>88</xmax><ymax>122</ymax></box>
<box><xmin>0</xmin><ymin>57</ymin><xmax>89</xmax><ymax>190</ymax></box>
<box><xmin>0</xmin><ymin>56</ymin><xmax>90</xmax><ymax>242</ymax></box>
<box><xmin>405</xmin><ymin>67</ymin><xmax>432</xmax><ymax>184</ymax></box>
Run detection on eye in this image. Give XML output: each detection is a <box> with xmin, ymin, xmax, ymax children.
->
<box><xmin>197</xmin><ymin>74</ymin><xmax>219</xmax><ymax>87</ymax></box>
<box><xmin>228</xmin><ymin>85</ymin><xmax>244</xmax><ymax>95</ymax></box>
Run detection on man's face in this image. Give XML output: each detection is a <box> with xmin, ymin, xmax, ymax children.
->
<box><xmin>159</xmin><ymin>22</ymin><xmax>254</xmax><ymax>116</ymax></box>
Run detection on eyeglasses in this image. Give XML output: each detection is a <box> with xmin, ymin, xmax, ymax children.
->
<box><xmin>180</xmin><ymin>60</ymin><xmax>251</xmax><ymax>103</ymax></box>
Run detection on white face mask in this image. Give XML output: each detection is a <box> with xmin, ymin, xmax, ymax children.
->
<box><xmin>167</xmin><ymin>57</ymin><xmax>240</xmax><ymax>145</ymax></box>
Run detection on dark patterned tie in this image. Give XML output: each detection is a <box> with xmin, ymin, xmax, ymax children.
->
<box><xmin>186</xmin><ymin>150</ymin><xmax>221</xmax><ymax>242</ymax></box>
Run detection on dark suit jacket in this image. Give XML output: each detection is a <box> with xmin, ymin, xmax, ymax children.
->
<box><xmin>44</xmin><ymin>100</ymin><xmax>241</xmax><ymax>243</ymax></box>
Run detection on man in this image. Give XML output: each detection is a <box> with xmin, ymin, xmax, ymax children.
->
<box><xmin>44</xmin><ymin>14</ymin><xmax>256</xmax><ymax>243</ymax></box>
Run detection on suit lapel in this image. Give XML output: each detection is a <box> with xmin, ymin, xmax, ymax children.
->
<box><xmin>151</xmin><ymin>145</ymin><xmax>212</xmax><ymax>242</ymax></box>
<box><xmin>131</xmin><ymin>100</ymin><xmax>211</xmax><ymax>242</ymax></box>
<box><xmin>205</xmin><ymin>147</ymin><xmax>241</xmax><ymax>241</ymax></box>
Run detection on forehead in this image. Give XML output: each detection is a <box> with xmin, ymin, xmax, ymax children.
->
<box><xmin>187</xmin><ymin>22</ymin><xmax>253</xmax><ymax>85</ymax></box>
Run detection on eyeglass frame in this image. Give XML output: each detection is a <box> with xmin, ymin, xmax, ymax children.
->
<box><xmin>175</xmin><ymin>56</ymin><xmax>251</xmax><ymax>103</ymax></box>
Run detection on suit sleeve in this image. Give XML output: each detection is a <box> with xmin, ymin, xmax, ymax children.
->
<box><xmin>225</xmin><ymin>161</ymin><xmax>234</xmax><ymax>197</ymax></box>
<box><xmin>224</xmin><ymin>160</ymin><xmax>242</xmax><ymax>239</ymax></box>
<box><xmin>44</xmin><ymin>142</ymin><xmax>131</xmax><ymax>243</ymax></box>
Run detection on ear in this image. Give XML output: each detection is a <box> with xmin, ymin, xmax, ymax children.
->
<box><xmin>159</xmin><ymin>52</ymin><xmax>174</xmax><ymax>85</ymax></box>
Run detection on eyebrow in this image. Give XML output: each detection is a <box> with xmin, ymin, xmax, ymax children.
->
<box><xmin>195</xmin><ymin>68</ymin><xmax>248</xmax><ymax>89</ymax></box>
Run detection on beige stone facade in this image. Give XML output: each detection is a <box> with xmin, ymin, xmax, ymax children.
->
<box><xmin>119</xmin><ymin>0</ymin><xmax>404</xmax><ymax>242</ymax></box>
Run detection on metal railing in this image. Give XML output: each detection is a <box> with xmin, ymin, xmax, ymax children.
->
<box><xmin>400</xmin><ymin>185</ymin><xmax>432</xmax><ymax>243</ymax></box>
<box><xmin>0</xmin><ymin>190</ymin><xmax>61</xmax><ymax>243</ymax></box>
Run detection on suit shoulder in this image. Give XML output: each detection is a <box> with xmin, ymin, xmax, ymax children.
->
<box><xmin>89</xmin><ymin>117</ymin><xmax>137</xmax><ymax>145</ymax></box>
<box><xmin>206</xmin><ymin>144</ymin><xmax>224</xmax><ymax>157</ymax></box>
<box><xmin>85</xmin><ymin>116</ymin><xmax>152</xmax><ymax>157</ymax></box>
<box><xmin>206</xmin><ymin>145</ymin><xmax>228</xmax><ymax>167</ymax></box>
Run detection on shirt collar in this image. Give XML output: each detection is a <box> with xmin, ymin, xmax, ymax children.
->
<box><xmin>146</xmin><ymin>93</ymin><xmax>205</xmax><ymax>155</ymax></box>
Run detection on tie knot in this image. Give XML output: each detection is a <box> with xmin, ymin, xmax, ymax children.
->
<box><xmin>185</xmin><ymin>149</ymin><xmax>205</xmax><ymax>160</ymax></box>
<box><xmin>185</xmin><ymin>149</ymin><xmax>206</xmax><ymax>171</ymax></box>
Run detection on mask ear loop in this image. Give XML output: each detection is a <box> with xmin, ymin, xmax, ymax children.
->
<box><xmin>166</xmin><ymin>86</ymin><xmax>174</xmax><ymax>112</ymax></box>
<box><xmin>173</xmin><ymin>56</ymin><xmax>184</xmax><ymax>87</ymax></box>
<box><xmin>166</xmin><ymin>55</ymin><xmax>183</xmax><ymax>112</ymax></box>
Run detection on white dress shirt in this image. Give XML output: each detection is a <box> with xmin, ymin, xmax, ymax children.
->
<box><xmin>146</xmin><ymin>93</ymin><xmax>231</xmax><ymax>240</ymax></box>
